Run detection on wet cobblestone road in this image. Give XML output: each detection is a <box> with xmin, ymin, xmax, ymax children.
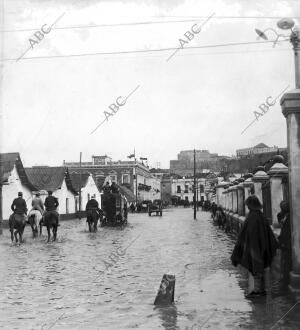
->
<box><xmin>0</xmin><ymin>208</ymin><xmax>300</xmax><ymax>329</ymax></box>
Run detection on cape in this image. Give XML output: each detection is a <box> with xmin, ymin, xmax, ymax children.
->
<box><xmin>231</xmin><ymin>210</ymin><xmax>278</xmax><ymax>275</ymax></box>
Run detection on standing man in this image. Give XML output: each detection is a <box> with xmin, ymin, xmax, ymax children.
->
<box><xmin>44</xmin><ymin>191</ymin><xmax>59</xmax><ymax>224</ymax></box>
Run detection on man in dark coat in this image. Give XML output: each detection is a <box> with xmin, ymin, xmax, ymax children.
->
<box><xmin>231</xmin><ymin>195</ymin><xmax>278</xmax><ymax>297</ymax></box>
<box><xmin>11</xmin><ymin>192</ymin><xmax>28</xmax><ymax>215</ymax></box>
<box><xmin>277</xmin><ymin>201</ymin><xmax>292</xmax><ymax>283</ymax></box>
<box><xmin>44</xmin><ymin>191</ymin><xmax>59</xmax><ymax>225</ymax></box>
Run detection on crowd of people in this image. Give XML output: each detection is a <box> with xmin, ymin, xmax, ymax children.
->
<box><xmin>206</xmin><ymin>196</ymin><xmax>292</xmax><ymax>297</ymax></box>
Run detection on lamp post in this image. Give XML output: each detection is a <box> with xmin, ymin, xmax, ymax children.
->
<box><xmin>277</xmin><ymin>18</ymin><xmax>300</xmax><ymax>293</ymax></box>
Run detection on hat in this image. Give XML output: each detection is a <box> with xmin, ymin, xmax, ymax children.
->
<box><xmin>18</xmin><ymin>192</ymin><xmax>23</xmax><ymax>196</ymax></box>
<box><xmin>245</xmin><ymin>195</ymin><xmax>262</xmax><ymax>211</ymax></box>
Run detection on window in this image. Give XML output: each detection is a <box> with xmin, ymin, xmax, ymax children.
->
<box><xmin>122</xmin><ymin>174</ymin><xmax>130</xmax><ymax>184</ymax></box>
<box><xmin>177</xmin><ymin>186</ymin><xmax>181</xmax><ymax>193</ymax></box>
<box><xmin>184</xmin><ymin>185</ymin><xmax>188</xmax><ymax>193</ymax></box>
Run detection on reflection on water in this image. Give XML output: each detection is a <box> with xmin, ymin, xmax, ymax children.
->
<box><xmin>0</xmin><ymin>209</ymin><xmax>299</xmax><ymax>329</ymax></box>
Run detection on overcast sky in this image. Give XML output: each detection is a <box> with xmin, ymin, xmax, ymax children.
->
<box><xmin>1</xmin><ymin>0</ymin><xmax>299</xmax><ymax>168</ymax></box>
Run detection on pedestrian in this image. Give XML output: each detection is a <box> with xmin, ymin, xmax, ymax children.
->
<box><xmin>231</xmin><ymin>195</ymin><xmax>278</xmax><ymax>297</ymax></box>
<box><xmin>277</xmin><ymin>200</ymin><xmax>292</xmax><ymax>283</ymax></box>
<box><xmin>215</xmin><ymin>206</ymin><xmax>225</xmax><ymax>228</ymax></box>
<box><xmin>211</xmin><ymin>202</ymin><xmax>217</xmax><ymax>220</ymax></box>
<box><xmin>130</xmin><ymin>202</ymin><xmax>135</xmax><ymax>213</ymax></box>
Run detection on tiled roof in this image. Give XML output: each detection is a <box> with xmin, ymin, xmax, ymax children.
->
<box><xmin>25</xmin><ymin>166</ymin><xmax>77</xmax><ymax>194</ymax></box>
<box><xmin>69</xmin><ymin>173</ymin><xmax>90</xmax><ymax>192</ymax></box>
<box><xmin>0</xmin><ymin>153</ymin><xmax>36</xmax><ymax>190</ymax></box>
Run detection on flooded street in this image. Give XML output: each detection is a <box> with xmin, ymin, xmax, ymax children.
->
<box><xmin>0</xmin><ymin>208</ymin><xmax>299</xmax><ymax>329</ymax></box>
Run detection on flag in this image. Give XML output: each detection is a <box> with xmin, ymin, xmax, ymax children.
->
<box><xmin>127</xmin><ymin>154</ymin><xmax>135</xmax><ymax>159</ymax></box>
<box><xmin>140</xmin><ymin>157</ymin><xmax>147</xmax><ymax>161</ymax></box>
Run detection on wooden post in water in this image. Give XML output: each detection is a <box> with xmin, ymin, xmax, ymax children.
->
<box><xmin>154</xmin><ymin>274</ymin><xmax>175</xmax><ymax>305</ymax></box>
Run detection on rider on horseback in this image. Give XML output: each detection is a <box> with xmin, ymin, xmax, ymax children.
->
<box><xmin>85</xmin><ymin>196</ymin><xmax>102</xmax><ymax>231</ymax></box>
<box><xmin>31</xmin><ymin>192</ymin><xmax>44</xmax><ymax>215</ymax></box>
<box><xmin>9</xmin><ymin>192</ymin><xmax>28</xmax><ymax>242</ymax></box>
<box><xmin>11</xmin><ymin>192</ymin><xmax>28</xmax><ymax>219</ymax></box>
<box><xmin>44</xmin><ymin>191</ymin><xmax>59</xmax><ymax>225</ymax></box>
<box><xmin>85</xmin><ymin>196</ymin><xmax>102</xmax><ymax>214</ymax></box>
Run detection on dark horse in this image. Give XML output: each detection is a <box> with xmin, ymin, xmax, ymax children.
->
<box><xmin>9</xmin><ymin>214</ymin><xmax>26</xmax><ymax>244</ymax></box>
<box><xmin>43</xmin><ymin>211</ymin><xmax>59</xmax><ymax>242</ymax></box>
<box><xmin>86</xmin><ymin>209</ymin><xmax>100</xmax><ymax>232</ymax></box>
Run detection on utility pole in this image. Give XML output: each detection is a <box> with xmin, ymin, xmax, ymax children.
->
<box><xmin>196</xmin><ymin>177</ymin><xmax>199</xmax><ymax>211</ymax></box>
<box><xmin>134</xmin><ymin>149</ymin><xmax>138</xmax><ymax>205</ymax></box>
<box><xmin>79</xmin><ymin>151</ymin><xmax>82</xmax><ymax>220</ymax></box>
<box><xmin>193</xmin><ymin>149</ymin><xmax>196</xmax><ymax>219</ymax></box>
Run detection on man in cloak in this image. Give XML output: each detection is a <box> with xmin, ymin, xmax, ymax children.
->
<box><xmin>231</xmin><ymin>195</ymin><xmax>278</xmax><ymax>297</ymax></box>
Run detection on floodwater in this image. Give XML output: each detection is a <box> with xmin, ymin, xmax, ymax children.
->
<box><xmin>0</xmin><ymin>208</ymin><xmax>299</xmax><ymax>329</ymax></box>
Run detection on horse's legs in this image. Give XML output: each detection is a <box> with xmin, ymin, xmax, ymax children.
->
<box><xmin>10</xmin><ymin>229</ymin><xmax>14</xmax><ymax>243</ymax></box>
<box><xmin>47</xmin><ymin>226</ymin><xmax>51</xmax><ymax>242</ymax></box>
<box><xmin>39</xmin><ymin>221</ymin><xmax>43</xmax><ymax>236</ymax></box>
<box><xmin>14</xmin><ymin>230</ymin><xmax>18</xmax><ymax>243</ymax></box>
<box><xmin>88</xmin><ymin>221</ymin><xmax>92</xmax><ymax>233</ymax></box>
<box><xmin>94</xmin><ymin>219</ymin><xmax>98</xmax><ymax>232</ymax></box>
<box><xmin>53</xmin><ymin>226</ymin><xmax>57</xmax><ymax>241</ymax></box>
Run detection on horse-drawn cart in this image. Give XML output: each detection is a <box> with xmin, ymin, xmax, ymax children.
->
<box><xmin>101</xmin><ymin>192</ymin><xmax>128</xmax><ymax>227</ymax></box>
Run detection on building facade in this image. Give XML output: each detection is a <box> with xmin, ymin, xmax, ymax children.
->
<box><xmin>0</xmin><ymin>153</ymin><xmax>35</xmax><ymax>221</ymax></box>
<box><xmin>236</xmin><ymin>143</ymin><xmax>286</xmax><ymax>158</ymax></box>
<box><xmin>170</xmin><ymin>177</ymin><xmax>207</xmax><ymax>203</ymax></box>
<box><xmin>65</xmin><ymin>156</ymin><xmax>161</xmax><ymax>202</ymax></box>
<box><xmin>170</xmin><ymin>149</ymin><xmax>219</xmax><ymax>176</ymax></box>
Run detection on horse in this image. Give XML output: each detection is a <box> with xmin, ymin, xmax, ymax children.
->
<box><xmin>27</xmin><ymin>209</ymin><xmax>42</xmax><ymax>238</ymax></box>
<box><xmin>8</xmin><ymin>213</ymin><xmax>27</xmax><ymax>244</ymax></box>
<box><xmin>43</xmin><ymin>211</ymin><xmax>59</xmax><ymax>242</ymax></box>
<box><xmin>86</xmin><ymin>209</ymin><xmax>99</xmax><ymax>232</ymax></box>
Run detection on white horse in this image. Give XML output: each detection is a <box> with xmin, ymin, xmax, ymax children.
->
<box><xmin>27</xmin><ymin>209</ymin><xmax>43</xmax><ymax>238</ymax></box>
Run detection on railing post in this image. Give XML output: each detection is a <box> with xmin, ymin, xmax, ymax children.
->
<box><xmin>268</xmin><ymin>155</ymin><xmax>288</xmax><ymax>227</ymax></box>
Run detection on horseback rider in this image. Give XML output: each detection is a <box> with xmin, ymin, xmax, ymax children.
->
<box><xmin>9</xmin><ymin>192</ymin><xmax>28</xmax><ymax>242</ymax></box>
<box><xmin>31</xmin><ymin>192</ymin><xmax>44</xmax><ymax>215</ymax></box>
<box><xmin>85</xmin><ymin>196</ymin><xmax>102</xmax><ymax>216</ymax></box>
<box><xmin>85</xmin><ymin>196</ymin><xmax>103</xmax><ymax>229</ymax></box>
<box><xmin>44</xmin><ymin>191</ymin><xmax>59</xmax><ymax>225</ymax></box>
<box><xmin>11</xmin><ymin>192</ymin><xmax>28</xmax><ymax>218</ymax></box>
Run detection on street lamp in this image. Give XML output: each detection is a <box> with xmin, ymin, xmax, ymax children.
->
<box><xmin>255</xmin><ymin>18</ymin><xmax>299</xmax><ymax>87</ymax></box>
<box><xmin>277</xmin><ymin>19</ymin><xmax>300</xmax><ymax>88</ymax></box>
